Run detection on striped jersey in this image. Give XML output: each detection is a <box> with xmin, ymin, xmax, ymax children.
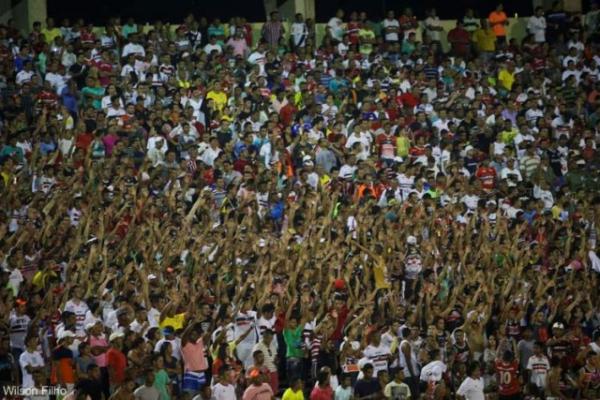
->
<box><xmin>9</xmin><ymin>311</ymin><xmax>31</xmax><ymax>350</ymax></box>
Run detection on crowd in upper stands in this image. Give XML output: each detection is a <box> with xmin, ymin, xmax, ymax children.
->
<box><xmin>1</xmin><ymin>1</ymin><xmax>600</xmax><ymax>399</ymax></box>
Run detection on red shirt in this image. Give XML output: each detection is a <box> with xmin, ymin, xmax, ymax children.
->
<box><xmin>399</xmin><ymin>92</ymin><xmax>419</xmax><ymax>108</ymax></box>
<box><xmin>279</xmin><ymin>103</ymin><xmax>297</xmax><ymax>127</ymax></box>
<box><xmin>447</xmin><ymin>27</ymin><xmax>470</xmax><ymax>56</ymax></box>
<box><xmin>310</xmin><ymin>385</ymin><xmax>333</xmax><ymax>400</ymax></box>
<box><xmin>330</xmin><ymin>305</ymin><xmax>349</xmax><ymax>341</ymax></box>
<box><xmin>75</xmin><ymin>132</ymin><xmax>94</xmax><ymax>152</ymax></box>
<box><xmin>409</xmin><ymin>146</ymin><xmax>427</xmax><ymax>158</ymax></box>
<box><xmin>475</xmin><ymin>166</ymin><xmax>497</xmax><ymax>190</ymax></box>
<box><xmin>495</xmin><ymin>360</ymin><xmax>520</xmax><ymax>396</ymax></box>
<box><xmin>106</xmin><ymin>347</ymin><xmax>127</xmax><ymax>385</ymax></box>
<box><xmin>80</xmin><ymin>30</ymin><xmax>96</xmax><ymax>45</ymax></box>
<box><xmin>347</xmin><ymin>22</ymin><xmax>361</xmax><ymax>45</ymax></box>
<box><xmin>376</xmin><ymin>133</ymin><xmax>396</xmax><ymax>159</ymax></box>
<box><xmin>94</xmin><ymin>61</ymin><xmax>113</xmax><ymax>86</ymax></box>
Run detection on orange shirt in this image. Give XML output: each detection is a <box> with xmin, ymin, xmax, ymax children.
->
<box><xmin>51</xmin><ymin>346</ymin><xmax>76</xmax><ymax>384</ymax></box>
<box><xmin>489</xmin><ymin>11</ymin><xmax>507</xmax><ymax>37</ymax></box>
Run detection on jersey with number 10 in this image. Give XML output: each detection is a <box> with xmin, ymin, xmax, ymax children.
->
<box><xmin>495</xmin><ymin>359</ymin><xmax>521</xmax><ymax>396</ymax></box>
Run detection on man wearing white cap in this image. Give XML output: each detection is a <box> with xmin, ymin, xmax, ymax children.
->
<box><xmin>52</xmin><ymin>330</ymin><xmax>76</xmax><ymax>390</ymax></box>
<box><xmin>546</xmin><ymin>322</ymin><xmax>571</xmax><ymax>363</ymax></box>
<box><xmin>404</xmin><ymin>236</ymin><xmax>422</xmax><ymax>290</ymax></box>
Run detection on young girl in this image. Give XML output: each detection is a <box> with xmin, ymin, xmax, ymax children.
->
<box><xmin>152</xmin><ymin>353</ymin><xmax>171</xmax><ymax>400</ymax></box>
<box><xmin>75</xmin><ymin>342</ymin><xmax>94</xmax><ymax>380</ymax></box>
<box><xmin>159</xmin><ymin>341</ymin><xmax>181</xmax><ymax>398</ymax></box>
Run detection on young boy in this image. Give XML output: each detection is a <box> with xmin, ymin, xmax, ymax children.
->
<box><xmin>335</xmin><ymin>374</ymin><xmax>353</xmax><ymax>400</ymax></box>
<box><xmin>384</xmin><ymin>367</ymin><xmax>412</xmax><ymax>399</ymax></box>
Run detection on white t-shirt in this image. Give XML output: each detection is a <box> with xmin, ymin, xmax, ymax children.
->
<box><xmin>19</xmin><ymin>350</ymin><xmax>45</xmax><ymax>388</ymax></box>
<box><xmin>399</xmin><ymin>340</ymin><xmax>420</xmax><ymax>378</ymax></box>
<box><xmin>16</xmin><ymin>70</ymin><xmax>34</xmax><ymax>85</ymax></box>
<box><xmin>526</xmin><ymin>354</ymin><xmax>550</xmax><ymax>388</ymax></box>
<box><xmin>9</xmin><ymin>311</ymin><xmax>30</xmax><ymax>350</ymax></box>
<box><xmin>204</xmin><ymin>43</ymin><xmax>223</xmax><ymax>55</ymax></box>
<box><xmin>334</xmin><ymin>385</ymin><xmax>353</xmax><ymax>400</ymax></box>
<box><xmin>213</xmin><ymin>382</ymin><xmax>236</xmax><ymax>400</ymax></box>
<box><xmin>420</xmin><ymin>360</ymin><xmax>447</xmax><ymax>382</ymax></box>
<box><xmin>425</xmin><ymin>17</ymin><xmax>442</xmax><ymax>41</ymax></box>
<box><xmin>339</xmin><ymin>164</ymin><xmax>357</xmax><ymax>180</ymax></box>
<box><xmin>154</xmin><ymin>338</ymin><xmax>182</xmax><ymax>360</ymax></box>
<box><xmin>527</xmin><ymin>16</ymin><xmax>546</xmax><ymax>42</ymax></box>
<box><xmin>461</xmin><ymin>194</ymin><xmax>480</xmax><ymax>210</ymax></box>
<box><xmin>122</xmin><ymin>43</ymin><xmax>145</xmax><ymax>58</ymax></box>
<box><xmin>64</xmin><ymin>299</ymin><xmax>90</xmax><ymax>336</ymax></box>
<box><xmin>291</xmin><ymin>22</ymin><xmax>308</xmax><ymax>47</ymax></box>
<box><xmin>45</xmin><ymin>72</ymin><xmax>67</xmax><ymax>94</ymax></box>
<box><xmin>327</xmin><ymin>17</ymin><xmax>344</xmax><ymax>41</ymax></box>
<box><xmin>383</xmin><ymin>19</ymin><xmax>400</xmax><ymax>42</ymax></box>
<box><xmin>234</xmin><ymin>311</ymin><xmax>258</xmax><ymax>346</ymax></box>
<box><xmin>456</xmin><ymin>377</ymin><xmax>485</xmax><ymax>400</ymax></box>
<box><xmin>363</xmin><ymin>343</ymin><xmax>391</xmax><ymax>376</ymax></box>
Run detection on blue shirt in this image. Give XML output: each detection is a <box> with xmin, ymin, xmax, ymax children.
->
<box><xmin>40</xmin><ymin>141</ymin><xmax>57</xmax><ymax>156</ymax></box>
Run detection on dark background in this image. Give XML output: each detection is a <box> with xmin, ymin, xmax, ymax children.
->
<box><xmin>48</xmin><ymin>0</ymin><xmax>537</xmax><ymax>24</ymax></box>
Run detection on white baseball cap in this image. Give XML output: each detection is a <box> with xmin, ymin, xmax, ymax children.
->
<box><xmin>109</xmin><ymin>332</ymin><xmax>125</xmax><ymax>342</ymax></box>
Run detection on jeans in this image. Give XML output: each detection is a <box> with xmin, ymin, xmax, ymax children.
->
<box><xmin>286</xmin><ymin>357</ymin><xmax>304</xmax><ymax>382</ymax></box>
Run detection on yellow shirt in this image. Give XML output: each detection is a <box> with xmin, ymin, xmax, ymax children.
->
<box><xmin>159</xmin><ymin>313</ymin><xmax>185</xmax><ymax>330</ymax></box>
<box><xmin>32</xmin><ymin>270</ymin><xmax>57</xmax><ymax>289</ymax></box>
<box><xmin>473</xmin><ymin>29</ymin><xmax>496</xmax><ymax>52</ymax></box>
<box><xmin>42</xmin><ymin>28</ymin><xmax>62</xmax><ymax>43</ymax></box>
<box><xmin>500</xmin><ymin>128</ymin><xmax>518</xmax><ymax>144</ymax></box>
<box><xmin>358</xmin><ymin>29</ymin><xmax>375</xmax><ymax>55</ymax></box>
<box><xmin>498</xmin><ymin>69</ymin><xmax>515</xmax><ymax>91</ymax></box>
<box><xmin>282</xmin><ymin>388</ymin><xmax>305</xmax><ymax>400</ymax></box>
<box><xmin>373</xmin><ymin>261</ymin><xmax>391</xmax><ymax>290</ymax></box>
<box><xmin>551</xmin><ymin>205</ymin><xmax>562</xmax><ymax>220</ymax></box>
<box><xmin>1</xmin><ymin>170</ymin><xmax>11</xmax><ymax>186</ymax></box>
<box><xmin>206</xmin><ymin>90</ymin><xmax>227</xmax><ymax>111</ymax></box>
<box><xmin>396</xmin><ymin>136</ymin><xmax>410</xmax><ymax>158</ymax></box>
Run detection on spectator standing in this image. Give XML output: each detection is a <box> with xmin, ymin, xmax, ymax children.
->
<box><xmin>546</xmin><ymin>1</ymin><xmax>568</xmax><ymax>43</ymax></box>
<box><xmin>291</xmin><ymin>13</ymin><xmax>308</xmax><ymax>49</ymax></box>
<box><xmin>262</xmin><ymin>11</ymin><xmax>285</xmax><ymax>49</ymax></box>
<box><xmin>527</xmin><ymin>7</ymin><xmax>547</xmax><ymax>44</ymax></box>
<box><xmin>448</xmin><ymin>21</ymin><xmax>471</xmax><ymax>58</ymax></box>
<box><xmin>488</xmin><ymin>3</ymin><xmax>508</xmax><ymax>43</ymax></box>
<box><xmin>424</xmin><ymin>8</ymin><xmax>444</xmax><ymax>45</ymax></box>
<box><xmin>327</xmin><ymin>9</ymin><xmax>345</xmax><ymax>43</ymax></box>
<box><xmin>382</xmin><ymin>11</ymin><xmax>400</xmax><ymax>44</ymax></box>
<box><xmin>463</xmin><ymin>9</ymin><xmax>480</xmax><ymax>35</ymax></box>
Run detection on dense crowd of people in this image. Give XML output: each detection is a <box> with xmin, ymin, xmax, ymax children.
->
<box><xmin>1</xmin><ymin>2</ymin><xmax>600</xmax><ymax>399</ymax></box>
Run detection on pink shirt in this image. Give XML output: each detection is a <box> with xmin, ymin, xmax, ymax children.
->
<box><xmin>310</xmin><ymin>385</ymin><xmax>333</xmax><ymax>400</ymax></box>
<box><xmin>182</xmin><ymin>339</ymin><xmax>208</xmax><ymax>372</ymax></box>
<box><xmin>102</xmin><ymin>134</ymin><xmax>119</xmax><ymax>156</ymax></box>
<box><xmin>227</xmin><ymin>38</ymin><xmax>248</xmax><ymax>58</ymax></box>
<box><xmin>89</xmin><ymin>335</ymin><xmax>108</xmax><ymax>367</ymax></box>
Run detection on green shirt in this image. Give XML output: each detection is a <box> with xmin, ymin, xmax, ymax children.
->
<box><xmin>122</xmin><ymin>24</ymin><xmax>138</xmax><ymax>39</ymax></box>
<box><xmin>401</xmin><ymin>40</ymin><xmax>416</xmax><ymax>55</ymax></box>
<box><xmin>283</xmin><ymin>327</ymin><xmax>304</xmax><ymax>359</ymax></box>
<box><xmin>358</xmin><ymin>29</ymin><xmax>375</xmax><ymax>56</ymax></box>
<box><xmin>81</xmin><ymin>86</ymin><xmax>105</xmax><ymax>110</ymax></box>
<box><xmin>154</xmin><ymin>369</ymin><xmax>170</xmax><ymax>400</ymax></box>
<box><xmin>0</xmin><ymin>145</ymin><xmax>24</xmax><ymax>163</ymax></box>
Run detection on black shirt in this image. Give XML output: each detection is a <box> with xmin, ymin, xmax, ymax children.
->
<box><xmin>76</xmin><ymin>378</ymin><xmax>104</xmax><ymax>400</ymax></box>
<box><xmin>0</xmin><ymin>353</ymin><xmax>16</xmax><ymax>383</ymax></box>
<box><xmin>354</xmin><ymin>378</ymin><xmax>381</xmax><ymax>399</ymax></box>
